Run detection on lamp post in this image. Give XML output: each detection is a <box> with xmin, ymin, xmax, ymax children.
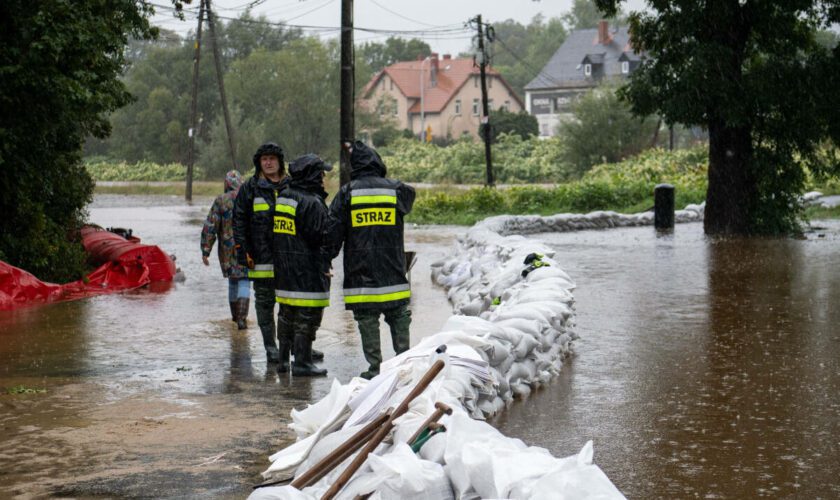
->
<box><xmin>419</xmin><ymin>56</ymin><xmax>430</xmax><ymax>142</ymax></box>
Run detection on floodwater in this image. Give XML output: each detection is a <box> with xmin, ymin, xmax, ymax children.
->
<box><xmin>2</xmin><ymin>195</ymin><xmax>839</xmax><ymax>499</ymax></box>
<box><xmin>493</xmin><ymin>221</ymin><xmax>840</xmax><ymax>499</ymax></box>
<box><xmin>0</xmin><ymin>194</ymin><xmax>457</xmax><ymax>498</ymax></box>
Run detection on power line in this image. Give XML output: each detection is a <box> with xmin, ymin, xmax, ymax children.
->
<box><xmin>367</xmin><ymin>0</ymin><xmax>439</xmax><ymax>28</ymax></box>
<box><xmin>493</xmin><ymin>35</ymin><xmax>565</xmax><ymax>88</ymax></box>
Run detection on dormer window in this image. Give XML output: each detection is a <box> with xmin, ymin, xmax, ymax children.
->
<box><xmin>621</xmin><ymin>61</ymin><xmax>629</xmax><ymax>74</ymax></box>
<box><xmin>584</xmin><ymin>64</ymin><xmax>592</xmax><ymax>76</ymax></box>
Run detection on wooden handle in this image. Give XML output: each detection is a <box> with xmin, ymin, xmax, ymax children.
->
<box><xmin>321</xmin><ymin>359</ymin><xmax>446</xmax><ymax>500</ymax></box>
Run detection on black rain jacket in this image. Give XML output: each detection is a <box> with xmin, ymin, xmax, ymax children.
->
<box><xmin>329</xmin><ymin>141</ymin><xmax>416</xmax><ymax>310</ymax></box>
<box><xmin>273</xmin><ymin>156</ymin><xmax>332</xmax><ymax>308</ymax></box>
<box><xmin>233</xmin><ymin>175</ymin><xmax>283</xmax><ymax>281</ymax></box>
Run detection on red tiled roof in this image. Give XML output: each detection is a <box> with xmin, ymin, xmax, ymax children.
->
<box><xmin>361</xmin><ymin>58</ymin><xmax>523</xmax><ymax>114</ymax></box>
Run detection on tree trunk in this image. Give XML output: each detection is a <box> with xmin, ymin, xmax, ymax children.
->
<box><xmin>704</xmin><ymin>120</ymin><xmax>755</xmax><ymax>235</ymax></box>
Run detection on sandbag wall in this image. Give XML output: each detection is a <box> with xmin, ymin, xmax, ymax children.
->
<box><xmin>250</xmin><ymin>212</ymin><xmax>626</xmax><ymax>500</ymax></box>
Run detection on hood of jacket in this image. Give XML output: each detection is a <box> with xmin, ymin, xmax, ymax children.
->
<box><xmin>289</xmin><ymin>154</ymin><xmax>331</xmax><ymax>199</ymax></box>
<box><xmin>224</xmin><ymin>170</ymin><xmax>243</xmax><ymax>193</ymax></box>
<box><xmin>349</xmin><ymin>140</ymin><xmax>387</xmax><ymax>180</ymax></box>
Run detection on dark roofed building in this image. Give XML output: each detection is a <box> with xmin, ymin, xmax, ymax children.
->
<box><xmin>525</xmin><ymin>21</ymin><xmax>645</xmax><ymax>137</ymax></box>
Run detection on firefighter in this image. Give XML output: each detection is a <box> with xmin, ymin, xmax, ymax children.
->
<box><xmin>329</xmin><ymin>141</ymin><xmax>416</xmax><ymax>379</ymax></box>
<box><xmin>273</xmin><ymin>154</ymin><xmax>332</xmax><ymax>376</ymax></box>
<box><xmin>232</xmin><ymin>142</ymin><xmax>285</xmax><ymax>364</ymax></box>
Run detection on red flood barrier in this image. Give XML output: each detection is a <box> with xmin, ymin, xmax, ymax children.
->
<box><xmin>0</xmin><ymin>226</ymin><xmax>175</xmax><ymax>310</ymax></box>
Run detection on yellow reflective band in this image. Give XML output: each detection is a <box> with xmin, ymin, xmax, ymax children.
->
<box><xmin>253</xmin><ymin>203</ymin><xmax>270</xmax><ymax>212</ymax></box>
<box><xmin>248</xmin><ymin>270</ymin><xmax>274</xmax><ymax>278</ymax></box>
<box><xmin>275</xmin><ymin>204</ymin><xmax>296</xmax><ymax>216</ymax></box>
<box><xmin>273</xmin><ymin>216</ymin><xmax>296</xmax><ymax>235</ymax></box>
<box><xmin>276</xmin><ymin>296</ymin><xmax>330</xmax><ymax>307</ymax></box>
<box><xmin>351</xmin><ymin>208</ymin><xmax>395</xmax><ymax>227</ymax></box>
<box><xmin>351</xmin><ymin>195</ymin><xmax>397</xmax><ymax>205</ymax></box>
<box><xmin>344</xmin><ymin>290</ymin><xmax>411</xmax><ymax>304</ymax></box>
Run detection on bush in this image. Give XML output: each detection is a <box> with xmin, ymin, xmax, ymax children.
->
<box><xmin>85</xmin><ymin>160</ymin><xmax>200</xmax><ymax>182</ymax></box>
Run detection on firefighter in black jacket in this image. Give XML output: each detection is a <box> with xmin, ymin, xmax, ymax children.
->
<box><xmin>232</xmin><ymin>142</ymin><xmax>285</xmax><ymax>364</ymax></box>
<box><xmin>273</xmin><ymin>154</ymin><xmax>332</xmax><ymax>377</ymax></box>
<box><xmin>329</xmin><ymin>141</ymin><xmax>416</xmax><ymax>379</ymax></box>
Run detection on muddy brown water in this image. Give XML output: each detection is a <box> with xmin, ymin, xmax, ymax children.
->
<box><xmin>494</xmin><ymin>222</ymin><xmax>840</xmax><ymax>499</ymax></box>
<box><xmin>1</xmin><ymin>195</ymin><xmax>838</xmax><ymax>498</ymax></box>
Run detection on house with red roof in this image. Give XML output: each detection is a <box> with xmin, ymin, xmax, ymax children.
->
<box><xmin>360</xmin><ymin>53</ymin><xmax>524</xmax><ymax>141</ymax></box>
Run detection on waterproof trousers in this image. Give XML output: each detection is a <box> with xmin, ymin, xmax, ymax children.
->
<box><xmin>253</xmin><ymin>279</ymin><xmax>279</xmax><ymax>362</ymax></box>
<box><xmin>277</xmin><ymin>305</ymin><xmax>326</xmax><ymax>376</ymax></box>
<box><xmin>352</xmin><ymin>304</ymin><xmax>411</xmax><ymax>379</ymax></box>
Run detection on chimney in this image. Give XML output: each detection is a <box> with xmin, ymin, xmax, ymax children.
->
<box><xmin>430</xmin><ymin>52</ymin><xmax>439</xmax><ymax>87</ymax></box>
<box><xmin>598</xmin><ymin>20</ymin><xmax>610</xmax><ymax>45</ymax></box>
<box><xmin>442</xmin><ymin>54</ymin><xmax>451</xmax><ymax>60</ymax></box>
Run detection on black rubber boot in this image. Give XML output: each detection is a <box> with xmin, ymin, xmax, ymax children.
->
<box><xmin>312</xmin><ymin>348</ymin><xmax>325</xmax><ymax>362</ymax></box>
<box><xmin>229</xmin><ymin>301</ymin><xmax>238</xmax><ymax>322</ymax></box>
<box><xmin>292</xmin><ymin>334</ymin><xmax>327</xmax><ymax>377</ymax></box>
<box><xmin>235</xmin><ymin>298</ymin><xmax>249</xmax><ymax>330</ymax></box>
<box><xmin>277</xmin><ymin>336</ymin><xmax>291</xmax><ymax>374</ymax></box>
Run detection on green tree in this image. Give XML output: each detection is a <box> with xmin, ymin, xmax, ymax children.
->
<box><xmin>562</xmin><ymin>0</ymin><xmax>624</xmax><ymax>30</ymax></box>
<box><xmin>482</xmin><ymin>108</ymin><xmax>539</xmax><ymax>143</ymax></box>
<box><xmin>356</xmin><ymin>37</ymin><xmax>431</xmax><ymax>93</ymax></box>
<box><xmin>596</xmin><ymin>0</ymin><xmax>840</xmax><ymax>235</ymax></box>
<box><xmin>207</xmin><ymin>38</ymin><xmax>340</xmax><ymax>176</ymax></box>
<box><xmin>559</xmin><ymin>85</ymin><xmax>658</xmax><ymax>176</ymax></box>
<box><xmin>0</xmin><ymin>0</ymin><xmax>156</xmax><ymax>281</ymax></box>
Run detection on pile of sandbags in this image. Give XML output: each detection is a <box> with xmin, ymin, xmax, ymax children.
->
<box><xmin>250</xmin><ymin>214</ymin><xmax>624</xmax><ymax>499</ymax></box>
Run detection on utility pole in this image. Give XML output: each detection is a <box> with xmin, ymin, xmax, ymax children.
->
<box><xmin>339</xmin><ymin>0</ymin><xmax>354</xmax><ymax>186</ymax></box>
<box><xmin>472</xmin><ymin>15</ymin><xmax>495</xmax><ymax>187</ymax></box>
<box><xmin>185</xmin><ymin>0</ymin><xmax>206</xmax><ymax>202</ymax></box>
<box><xmin>205</xmin><ymin>0</ymin><xmax>238</xmax><ymax>171</ymax></box>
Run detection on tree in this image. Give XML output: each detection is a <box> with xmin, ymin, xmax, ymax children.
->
<box><xmin>0</xmin><ymin>0</ymin><xmax>156</xmax><ymax>281</ymax></box>
<box><xmin>559</xmin><ymin>85</ymin><xmax>659</xmax><ymax>176</ymax></box>
<box><xmin>596</xmin><ymin>0</ymin><xmax>840</xmax><ymax>235</ymax></box>
<box><xmin>356</xmin><ymin>37</ymin><xmax>431</xmax><ymax>93</ymax></box>
<box><xmin>562</xmin><ymin>0</ymin><xmax>621</xmax><ymax>30</ymax></box>
<box><xmin>482</xmin><ymin>108</ymin><xmax>539</xmax><ymax>143</ymax></box>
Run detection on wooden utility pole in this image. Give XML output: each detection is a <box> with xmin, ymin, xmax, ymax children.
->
<box><xmin>339</xmin><ymin>0</ymin><xmax>354</xmax><ymax>186</ymax></box>
<box><xmin>185</xmin><ymin>0</ymin><xmax>206</xmax><ymax>202</ymax></box>
<box><xmin>205</xmin><ymin>0</ymin><xmax>238</xmax><ymax>171</ymax></box>
<box><xmin>473</xmin><ymin>15</ymin><xmax>495</xmax><ymax>187</ymax></box>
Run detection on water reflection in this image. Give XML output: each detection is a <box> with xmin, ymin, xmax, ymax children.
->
<box><xmin>494</xmin><ymin>222</ymin><xmax>840</xmax><ymax>498</ymax></box>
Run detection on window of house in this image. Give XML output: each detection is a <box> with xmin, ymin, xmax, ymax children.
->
<box><xmin>474</xmin><ymin>76</ymin><xmax>478</xmax><ymax>88</ymax></box>
<box><xmin>504</xmin><ymin>100</ymin><xmax>510</xmax><ymax>110</ymax></box>
<box><xmin>455</xmin><ymin>99</ymin><xmax>461</xmax><ymax>115</ymax></box>
<box><xmin>621</xmin><ymin>61</ymin><xmax>629</xmax><ymax>74</ymax></box>
<box><xmin>488</xmin><ymin>98</ymin><xmax>494</xmax><ymax>110</ymax></box>
<box><xmin>390</xmin><ymin>78</ymin><xmax>394</xmax><ymax>90</ymax></box>
<box><xmin>488</xmin><ymin>77</ymin><xmax>493</xmax><ymax>88</ymax></box>
<box><xmin>472</xmin><ymin>98</ymin><xmax>480</xmax><ymax>116</ymax></box>
<box><xmin>584</xmin><ymin>64</ymin><xmax>592</xmax><ymax>76</ymax></box>
<box><xmin>393</xmin><ymin>101</ymin><xmax>398</xmax><ymax>115</ymax></box>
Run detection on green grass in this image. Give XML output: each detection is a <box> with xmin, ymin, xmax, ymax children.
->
<box><xmin>805</xmin><ymin>204</ymin><xmax>840</xmax><ymax>219</ymax></box>
<box><xmin>94</xmin><ymin>182</ymin><xmax>221</xmax><ymax>197</ymax></box>
<box><xmin>6</xmin><ymin>385</ymin><xmax>47</xmax><ymax>395</ymax></box>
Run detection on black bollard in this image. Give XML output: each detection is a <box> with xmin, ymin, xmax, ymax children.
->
<box><xmin>654</xmin><ymin>183</ymin><xmax>675</xmax><ymax>229</ymax></box>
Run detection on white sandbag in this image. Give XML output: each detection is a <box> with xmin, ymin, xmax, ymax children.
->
<box><xmin>493</xmin><ymin>318</ymin><xmax>542</xmax><ymax>338</ymax></box>
<box><xmin>248</xmin><ymin>485</ymin><xmax>315</xmax><ymax>500</ymax></box>
<box><xmin>339</xmin><ymin>443</ymin><xmax>454</xmax><ymax>500</ymax></box>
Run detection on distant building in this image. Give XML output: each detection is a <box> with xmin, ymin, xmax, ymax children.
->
<box><xmin>525</xmin><ymin>21</ymin><xmax>644</xmax><ymax>137</ymax></box>
<box><xmin>359</xmin><ymin>53</ymin><xmax>524</xmax><ymax>141</ymax></box>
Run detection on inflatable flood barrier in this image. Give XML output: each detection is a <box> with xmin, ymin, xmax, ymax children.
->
<box><xmin>0</xmin><ymin>226</ymin><xmax>175</xmax><ymax>310</ymax></box>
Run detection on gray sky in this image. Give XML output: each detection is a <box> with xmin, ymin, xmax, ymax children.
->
<box><xmin>152</xmin><ymin>0</ymin><xmax>648</xmax><ymax>55</ymax></box>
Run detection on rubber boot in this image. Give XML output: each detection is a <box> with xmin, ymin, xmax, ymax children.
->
<box><xmin>235</xmin><ymin>298</ymin><xmax>249</xmax><ymax>330</ymax></box>
<box><xmin>277</xmin><ymin>335</ymin><xmax>291</xmax><ymax>374</ymax></box>
<box><xmin>355</xmin><ymin>310</ymin><xmax>382</xmax><ymax>380</ymax></box>
<box><xmin>312</xmin><ymin>348</ymin><xmax>325</xmax><ymax>362</ymax></box>
<box><xmin>292</xmin><ymin>334</ymin><xmax>327</xmax><ymax>377</ymax></box>
<box><xmin>229</xmin><ymin>302</ymin><xmax>238</xmax><ymax>322</ymax></box>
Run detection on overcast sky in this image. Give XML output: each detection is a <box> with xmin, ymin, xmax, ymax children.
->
<box><xmin>152</xmin><ymin>0</ymin><xmax>648</xmax><ymax>55</ymax></box>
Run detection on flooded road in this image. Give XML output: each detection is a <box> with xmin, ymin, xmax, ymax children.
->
<box><xmin>494</xmin><ymin>222</ymin><xmax>840</xmax><ymax>498</ymax></box>
<box><xmin>2</xmin><ymin>195</ymin><xmax>839</xmax><ymax>498</ymax></box>
<box><xmin>0</xmin><ymin>194</ymin><xmax>457</xmax><ymax>498</ymax></box>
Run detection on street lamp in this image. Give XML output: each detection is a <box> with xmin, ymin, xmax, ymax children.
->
<box><xmin>419</xmin><ymin>56</ymin><xmax>430</xmax><ymax>142</ymax></box>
